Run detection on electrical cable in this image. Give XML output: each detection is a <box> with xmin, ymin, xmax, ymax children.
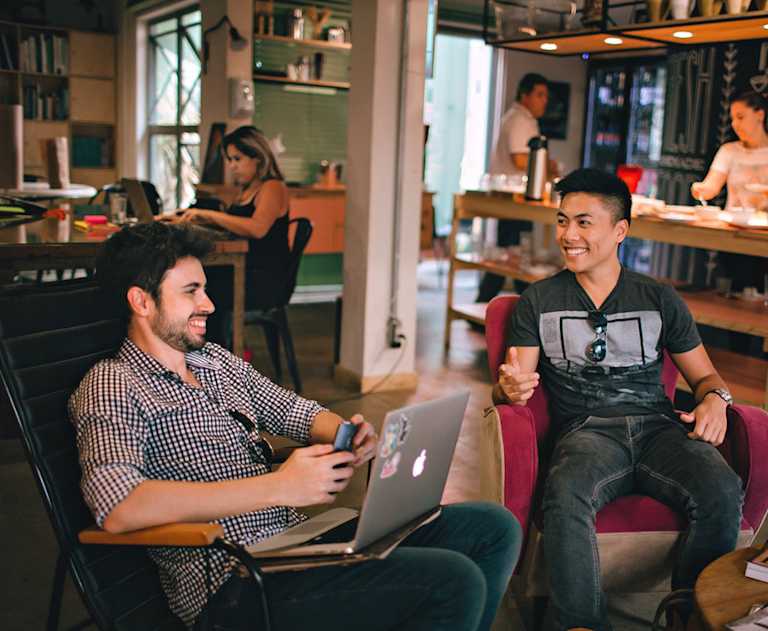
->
<box><xmin>325</xmin><ymin>336</ymin><xmax>408</xmax><ymax>407</ymax></box>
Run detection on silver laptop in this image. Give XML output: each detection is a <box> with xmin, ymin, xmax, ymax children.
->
<box><xmin>121</xmin><ymin>178</ymin><xmax>155</xmax><ymax>224</ymax></box>
<box><xmin>247</xmin><ymin>390</ymin><xmax>470</xmax><ymax>558</ymax></box>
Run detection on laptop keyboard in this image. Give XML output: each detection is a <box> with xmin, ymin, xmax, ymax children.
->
<box><xmin>307</xmin><ymin>517</ymin><xmax>359</xmax><ymax>545</ymax></box>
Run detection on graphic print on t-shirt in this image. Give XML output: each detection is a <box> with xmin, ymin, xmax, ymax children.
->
<box><xmin>539</xmin><ymin>309</ymin><xmax>662</xmax><ymax>370</ymax></box>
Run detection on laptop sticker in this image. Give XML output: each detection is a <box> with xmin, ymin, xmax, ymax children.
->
<box><xmin>397</xmin><ymin>415</ymin><xmax>411</xmax><ymax>445</ymax></box>
<box><xmin>380</xmin><ymin>452</ymin><xmax>401</xmax><ymax>479</ymax></box>
<box><xmin>379</xmin><ymin>419</ymin><xmax>400</xmax><ymax>458</ymax></box>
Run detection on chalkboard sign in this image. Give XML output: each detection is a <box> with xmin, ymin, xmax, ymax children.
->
<box><xmin>658</xmin><ymin>40</ymin><xmax>768</xmax><ymax>206</ymax></box>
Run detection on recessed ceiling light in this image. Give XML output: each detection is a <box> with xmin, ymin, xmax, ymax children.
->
<box><xmin>540</xmin><ymin>42</ymin><xmax>558</xmax><ymax>51</ymax></box>
<box><xmin>672</xmin><ymin>30</ymin><xmax>693</xmax><ymax>39</ymax></box>
<box><xmin>604</xmin><ymin>37</ymin><xmax>623</xmax><ymax>45</ymax></box>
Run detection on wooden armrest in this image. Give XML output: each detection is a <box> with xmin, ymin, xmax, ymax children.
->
<box><xmin>79</xmin><ymin>522</ymin><xmax>224</xmax><ymax>547</ymax></box>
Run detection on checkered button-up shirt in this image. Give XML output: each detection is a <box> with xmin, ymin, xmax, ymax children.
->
<box><xmin>68</xmin><ymin>339</ymin><xmax>325</xmax><ymax>627</ymax></box>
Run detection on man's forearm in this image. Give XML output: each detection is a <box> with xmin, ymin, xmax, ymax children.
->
<box><xmin>103</xmin><ymin>474</ymin><xmax>285</xmax><ymax>533</ymax></box>
<box><xmin>692</xmin><ymin>373</ymin><xmax>729</xmax><ymax>404</ymax></box>
<box><xmin>309</xmin><ymin>410</ymin><xmax>344</xmax><ymax>444</ymax></box>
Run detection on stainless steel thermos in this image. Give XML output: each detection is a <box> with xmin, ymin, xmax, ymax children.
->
<box><xmin>525</xmin><ymin>135</ymin><xmax>548</xmax><ymax>201</ymax></box>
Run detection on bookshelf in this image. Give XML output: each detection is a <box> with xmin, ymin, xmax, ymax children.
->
<box><xmin>0</xmin><ymin>21</ymin><xmax>117</xmax><ymax>188</ymax></box>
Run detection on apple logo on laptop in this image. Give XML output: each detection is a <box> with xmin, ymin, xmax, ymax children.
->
<box><xmin>412</xmin><ymin>449</ymin><xmax>427</xmax><ymax>478</ymax></box>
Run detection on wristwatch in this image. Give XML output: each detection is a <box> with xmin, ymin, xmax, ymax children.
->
<box><xmin>704</xmin><ymin>388</ymin><xmax>733</xmax><ymax>406</ymax></box>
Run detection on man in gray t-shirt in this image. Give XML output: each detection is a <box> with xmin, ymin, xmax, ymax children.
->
<box><xmin>493</xmin><ymin>168</ymin><xmax>743</xmax><ymax>631</ymax></box>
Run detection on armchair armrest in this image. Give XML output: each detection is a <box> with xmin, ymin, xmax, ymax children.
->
<box><xmin>495</xmin><ymin>403</ymin><xmax>540</xmax><ymax>547</ymax></box>
<box><xmin>79</xmin><ymin>522</ymin><xmax>224</xmax><ymax>547</ymax></box>
<box><xmin>722</xmin><ymin>404</ymin><xmax>768</xmax><ymax>531</ymax></box>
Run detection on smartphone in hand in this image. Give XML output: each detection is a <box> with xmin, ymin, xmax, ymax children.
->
<box><xmin>333</xmin><ymin>421</ymin><xmax>358</xmax><ymax>452</ymax></box>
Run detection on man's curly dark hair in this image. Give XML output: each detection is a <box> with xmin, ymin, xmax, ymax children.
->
<box><xmin>96</xmin><ymin>222</ymin><xmax>214</xmax><ymax>321</ymax></box>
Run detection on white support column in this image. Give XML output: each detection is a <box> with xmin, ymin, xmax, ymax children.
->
<box><xmin>199</xmin><ymin>0</ymin><xmax>253</xmax><ymax>159</ymax></box>
<box><xmin>336</xmin><ymin>0</ymin><xmax>428</xmax><ymax>392</ymax></box>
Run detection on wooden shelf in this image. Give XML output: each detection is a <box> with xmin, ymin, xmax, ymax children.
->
<box><xmin>253</xmin><ymin>73</ymin><xmax>350</xmax><ymax>90</ymax></box>
<box><xmin>449</xmin><ymin>303</ymin><xmax>489</xmax><ymax>326</ymax></box>
<box><xmin>619</xmin><ymin>11</ymin><xmax>768</xmax><ymax>46</ymax></box>
<box><xmin>486</xmin><ymin>8</ymin><xmax>768</xmax><ymax>55</ymax></box>
<box><xmin>453</xmin><ymin>253</ymin><xmax>555</xmax><ymax>285</ymax></box>
<box><xmin>679</xmin><ymin>290</ymin><xmax>768</xmax><ymax>349</ymax></box>
<box><xmin>253</xmin><ymin>33</ymin><xmax>351</xmax><ymax>51</ymax></box>
<box><xmin>676</xmin><ymin>346</ymin><xmax>768</xmax><ymax>409</ymax></box>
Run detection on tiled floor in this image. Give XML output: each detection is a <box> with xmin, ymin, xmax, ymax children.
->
<box><xmin>0</xmin><ymin>262</ymin><xmax>663</xmax><ymax>630</ymax></box>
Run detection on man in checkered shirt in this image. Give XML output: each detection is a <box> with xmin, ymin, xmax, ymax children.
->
<box><xmin>69</xmin><ymin>222</ymin><xmax>522</xmax><ymax>630</ymax></box>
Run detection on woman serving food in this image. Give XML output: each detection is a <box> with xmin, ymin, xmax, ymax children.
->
<box><xmin>691</xmin><ymin>90</ymin><xmax>768</xmax><ymax>212</ymax></box>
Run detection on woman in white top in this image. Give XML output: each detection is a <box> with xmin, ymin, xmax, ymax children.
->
<box><xmin>691</xmin><ymin>90</ymin><xmax>768</xmax><ymax>210</ymax></box>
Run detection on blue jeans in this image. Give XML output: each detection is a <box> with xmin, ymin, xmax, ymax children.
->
<box><xmin>194</xmin><ymin>502</ymin><xmax>521</xmax><ymax>631</ymax></box>
<box><xmin>541</xmin><ymin>414</ymin><xmax>743</xmax><ymax>631</ymax></box>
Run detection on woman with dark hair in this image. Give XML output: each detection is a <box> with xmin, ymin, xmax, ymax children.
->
<box><xmin>175</xmin><ymin>125</ymin><xmax>291</xmax><ymax>347</ymax></box>
<box><xmin>691</xmin><ymin>90</ymin><xmax>768</xmax><ymax>210</ymax></box>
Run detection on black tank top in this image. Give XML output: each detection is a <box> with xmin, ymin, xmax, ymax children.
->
<box><xmin>227</xmin><ymin>186</ymin><xmax>290</xmax><ymax>272</ymax></box>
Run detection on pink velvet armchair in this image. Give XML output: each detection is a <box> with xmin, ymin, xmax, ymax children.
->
<box><xmin>485</xmin><ymin>295</ymin><xmax>768</xmax><ymax>627</ymax></box>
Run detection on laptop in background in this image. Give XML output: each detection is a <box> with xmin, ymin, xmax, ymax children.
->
<box><xmin>246</xmin><ymin>390</ymin><xmax>470</xmax><ymax>560</ymax></box>
<box><xmin>121</xmin><ymin>178</ymin><xmax>155</xmax><ymax>224</ymax></box>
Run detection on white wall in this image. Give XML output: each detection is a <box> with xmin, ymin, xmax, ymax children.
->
<box><xmin>502</xmin><ymin>50</ymin><xmax>588</xmax><ymax>173</ymax></box>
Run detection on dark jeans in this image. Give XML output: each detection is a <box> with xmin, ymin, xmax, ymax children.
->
<box><xmin>194</xmin><ymin>502</ymin><xmax>521</xmax><ymax>631</ymax></box>
<box><xmin>476</xmin><ymin>219</ymin><xmax>531</xmax><ymax>303</ymax></box>
<box><xmin>541</xmin><ymin>414</ymin><xmax>743</xmax><ymax>631</ymax></box>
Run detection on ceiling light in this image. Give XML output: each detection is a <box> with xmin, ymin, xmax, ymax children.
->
<box><xmin>672</xmin><ymin>30</ymin><xmax>693</xmax><ymax>39</ymax></box>
<box><xmin>604</xmin><ymin>37</ymin><xmax>623</xmax><ymax>45</ymax></box>
<box><xmin>540</xmin><ymin>42</ymin><xmax>558</xmax><ymax>51</ymax></box>
<box><xmin>763</xmin><ymin>23</ymin><xmax>768</xmax><ymax>30</ymax></box>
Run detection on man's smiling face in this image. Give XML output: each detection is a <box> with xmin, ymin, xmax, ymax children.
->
<box><xmin>556</xmin><ymin>192</ymin><xmax>628</xmax><ymax>275</ymax></box>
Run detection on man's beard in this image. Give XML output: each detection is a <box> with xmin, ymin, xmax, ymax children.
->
<box><xmin>150</xmin><ymin>310</ymin><xmax>206</xmax><ymax>352</ymax></box>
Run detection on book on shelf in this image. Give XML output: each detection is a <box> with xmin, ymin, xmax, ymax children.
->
<box><xmin>0</xmin><ymin>32</ymin><xmax>15</xmax><ymax>70</ymax></box>
<box><xmin>745</xmin><ymin>546</ymin><xmax>768</xmax><ymax>583</ymax></box>
<box><xmin>19</xmin><ymin>33</ymin><xmax>67</xmax><ymax>74</ymax></box>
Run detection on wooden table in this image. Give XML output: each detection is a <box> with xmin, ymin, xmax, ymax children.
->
<box><xmin>695</xmin><ymin>547</ymin><xmax>768</xmax><ymax>630</ymax></box>
<box><xmin>0</xmin><ymin>228</ymin><xmax>249</xmax><ymax>357</ymax></box>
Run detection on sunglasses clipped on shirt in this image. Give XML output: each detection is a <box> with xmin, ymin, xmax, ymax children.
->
<box><xmin>585</xmin><ymin>310</ymin><xmax>608</xmax><ymax>363</ymax></box>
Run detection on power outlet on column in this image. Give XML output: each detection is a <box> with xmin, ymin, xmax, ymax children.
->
<box><xmin>387</xmin><ymin>317</ymin><xmax>405</xmax><ymax>348</ymax></box>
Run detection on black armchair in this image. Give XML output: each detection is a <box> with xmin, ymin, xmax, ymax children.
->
<box><xmin>0</xmin><ymin>280</ymin><xmax>270</xmax><ymax>631</ymax></box>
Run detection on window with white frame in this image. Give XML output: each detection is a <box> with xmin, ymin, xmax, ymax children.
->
<box><xmin>147</xmin><ymin>6</ymin><xmax>201</xmax><ymax>211</ymax></box>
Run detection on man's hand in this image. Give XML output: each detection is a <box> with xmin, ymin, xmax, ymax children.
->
<box><xmin>680</xmin><ymin>394</ymin><xmax>728</xmax><ymax>446</ymax></box>
<box><xmin>498</xmin><ymin>347</ymin><xmax>539</xmax><ymax>405</ymax></box>
<box><xmin>275</xmin><ymin>444</ymin><xmax>355</xmax><ymax>506</ymax></box>
<box><xmin>348</xmin><ymin>414</ymin><xmax>377</xmax><ymax>467</ymax></box>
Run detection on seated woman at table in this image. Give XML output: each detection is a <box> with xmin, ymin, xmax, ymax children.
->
<box><xmin>691</xmin><ymin>90</ymin><xmax>768</xmax><ymax>210</ymax></box>
<box><xmin>175</xmin><ymin>125</ymin><xmax>290</xmax><ymax>347</ymax></box>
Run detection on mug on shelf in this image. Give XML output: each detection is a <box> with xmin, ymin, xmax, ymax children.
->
<box><xmin>698</xmin><ymin>0</ymin><xmax>723</xmax><ymax>16</ymax></box>
<box><xmin>670</xmin><ymin>0</ymin><xmax>695</xmax><ymax>19</ymax></box>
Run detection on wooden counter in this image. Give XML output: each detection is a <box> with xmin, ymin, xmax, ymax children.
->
<box><xmin>457</xmin><ymin>191</ymin><xmax>768</xmax><ymax>258</ymax></box>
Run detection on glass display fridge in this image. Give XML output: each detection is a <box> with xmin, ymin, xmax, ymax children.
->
<box><xmin>582</xmin><ymin>58</ymin><xmax>667</xmax><ymax>197</ymax></box>
<box><xmin>582</xmin><ymin>57</ymin><xmax>667</xmax><ymax>272</ymax></box>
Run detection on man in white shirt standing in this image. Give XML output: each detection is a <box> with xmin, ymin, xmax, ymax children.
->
<box><xmin>477</xmin><ymin>73</ymin><xmax>553</xmax><ymax>304</ymax></box>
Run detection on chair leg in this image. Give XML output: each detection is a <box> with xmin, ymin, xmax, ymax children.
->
<box><xmin>261</xmin><ymin>322</ymin><xmax>282</xmax><ymax>383</ymax></box>
<box><xmin>47</xmin><ymin>551</ymin><xmax>67</xmax><ymax>631</ymax></box>
<box><xmin>276</xmin><ymin>308</ymin><xmax>302</xmax><ymax>393</ymax></box>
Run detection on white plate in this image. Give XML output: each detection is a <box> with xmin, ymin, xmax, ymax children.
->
<box><xmin>658</xmin><ymin>212</ymin><xmax>696</xmax><ymax>223</ymax></box>
<box><xmin>665</xmin><ymin>204</ymin><xmax>697</xmax><ymax>214</ymax></box>
<box><xmin>728</xmin><ymin>217</ymin><xmax>768</xmax><ymax>229</ymax></box>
